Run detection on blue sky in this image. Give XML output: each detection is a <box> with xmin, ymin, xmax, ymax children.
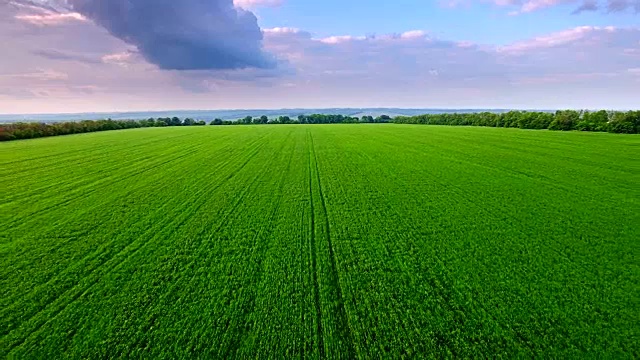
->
<box><xmin>257</xmin><ymin>0</ymin><xmax>639</xmax><ymax>43</ymax></box>
<box><xmin>0</xmin><ymin>0</ymin><xmax>638</xmax><ymax>113</ymax></box>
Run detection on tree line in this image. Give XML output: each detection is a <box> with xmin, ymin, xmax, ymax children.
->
<box><xmin>0</xmin><ymin>117</ymin><xmax>206</xmax><ymax>141</ymax></box>
<box><xmin>1</xmin><ymin>110</ymin><xmax>637</xmax><ymax>141</ymax></box>
<box><xmin>0</xmin><ymin>114</ymin><xmax>391</xmax><ymax>141</ymax></box>
<box><xmin>392</xmin><ymin>110</ymin><xmax>639</xmax><ymax>134</ymax></box>
<box><xmin>211</xmin><ymin>114</ymin><xmax>391</xmax><ymax>126</ymax></box>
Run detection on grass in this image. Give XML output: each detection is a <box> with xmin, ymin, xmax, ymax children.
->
<box><xmin>1</xmin><ymin>125</ymin><xmax>638</xmax><ymax>358</ymax></box>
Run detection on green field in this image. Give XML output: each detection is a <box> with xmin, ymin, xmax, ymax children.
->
<box><xmin>1</xmin><ymin>125</ymin><xmax>638</xmax><ymax>358</ymax></box>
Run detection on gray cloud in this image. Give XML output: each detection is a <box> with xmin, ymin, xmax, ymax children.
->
<box><xmin>605</xmin><ymin>0</ymin><xmax>640</xmax><ymax>12</ymax></box>
<box><xmin>64</xmin><ymin>0</ymin><xmax>275</xmax><ymax>71</ymax></box>
<box><xmin>572</xmin><ymin>0</ymin><xmax>598</xmax><ymax>13</ymax></box>
<box><xmin>33</xmin><ymin>49</ymin><xmax>102</xmax><ymax>64</ymax></box>
<box><xmin>449</xmin><ymin>0</ymin><xmax>639</xmax><ymax>14</ymax></box>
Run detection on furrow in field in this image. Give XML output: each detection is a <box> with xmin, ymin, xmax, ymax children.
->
<box><xmin>336</xmin><ymin>126</ymin><xmax>636</xmax><ymax>354</ymax></box>
<box><xmin>310</xmin><ymin>131</ymin><xmax>503</xmax><ymax>356</ymax></box>
<box><xmin>372</xmin><ymin>128</ymin><xmax>637</xmax><ymax>273</ymax></box>
<box><xmin>234</xmin><ymin>130</ymin><xmax>319</xmax><ymax>358</ymax></box>
<box><xmin>339</xmin><ymin>140</ymin><xmax>536</xmax><ymax>356</ymax></box>
<box><xmin>1</xmin><ymin>132</ymin><xmax>270</xmax><ymax>352</ymax></box>
<box><xmin>0</xmin><ymin>130</ymin><xmax>201</xmax><ymax>205</ymax></box>
<box><xmin>350</xmin><ymin>133</ymin><xmax>578</xmax><ymax>352</ymax></box>
<box><xmin>307</xmin><ymin>132</ymin><xmax>326</xmax><ymax>359</ymax></box>
<box><xmin>0</xmin><ymin>131</ymin><xmax>238</xmax><ymax>231</ymax></box>
<box><xmin>309</xmin><ymin>131</ymin><xmax>356</xmax><ymax>359</ymax></box>
<box><xmin>1</xmin><ymin>125</ymin><xmax>637</xmax><ymax>358</ymax></box>
<box><xmin>0</xmin><ymin>132</ymin><xmax>268</xmax><ymax>309</ymax></box>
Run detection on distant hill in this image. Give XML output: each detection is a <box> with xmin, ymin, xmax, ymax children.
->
<box><xmin>0</xmin><ymin>108</ymin><xmax>522</xmax><ymax>123</ymax></box>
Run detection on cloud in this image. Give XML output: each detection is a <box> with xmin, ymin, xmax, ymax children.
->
<box><xmin>233</xmin><ymin>0</ymin><xmax>283</xmax><ymax>8</ymax></box>
<box><xmin>259</xmin><ymin>25</ymin><xmax>640</xmax><ymax>107</ymax></box>
<box><xmin>0</xmin><ymin>69</ymin><xmax>68</xmax><ymax>81</ymax></box>
<box><xmin>496</xmin><ymin>26</ymin><xmax>615</xmax><ymax>54</ymax></box>
<box><xmin>13</xmin><ymin>0</ymin><xmax>276</xmax><ymax>71</ymax></box>
<box><xmin>15</xmin><ymin>12</ymin><xmax>87</xmax><ymax>25</ymax></box>
<box><xmin>68</xmin><ymin>0</ymin><xmax>276</xmax><ymax>70</ymax></box>
<box><xmin>445</xmin><ymin>0</ymin><xmax>640</xmax><ymax>14</ymax></box>
<box><xmin>33</xmin><ymin>49</ymin><xmax>101</xmax><ymax>64</ymax></box>
<box><xmin>606</xmin><ymin>0</ymin><xmax>640</xmax><ymax>12</ymax></box>
<box><xmin>101</xmin><ymin>51</ymin><xmax>141</xmax><ymax>67</ymax></box>
<box><xmin>1</xmin><ymin>0</ymin><xmax>640</xmax><ymax>111</ymax></box>
<box><xmin>572</xmin><ymin>0</ymin><xmax>598</xmax><ymax>12</ymax></box>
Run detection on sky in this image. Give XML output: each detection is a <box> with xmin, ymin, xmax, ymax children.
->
<box><xmin>0</xmin><ymin>0</ymin><xmax>638</xmax><ymax>114</ymax></box>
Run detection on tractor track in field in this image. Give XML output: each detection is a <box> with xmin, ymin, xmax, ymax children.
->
<box><xmin>0</xmin><ymin>130</ymin><xmax>195</xmax><ymax>169</ymax></box>
<box><xmin>124</xmin><ymin>139</ymin><xmax>275</xmax><ymax>356</ymax></box>
<box><xmin>307</xmin><ymin>133</ymin><xmax>325</xmax><ymax>359</ymax></box>
<box><xmin>3</xmin><ymin>126</ymin><xmax>637</xmax><ymax>358</ymax></box>
<box><xmin>348</xmin><ymin>141</ymin><xmax>543</xmax><ymax>355</ymax></box>
<box><xmin>309</xmin><ymin>131</ymin><xmax>356</xmax><ymax>359</ymax></box>
<box><xmin>370</xmin><ymin>132</ymin><xmax>616</xmax><ymax>283</ymax></box>
<box><xmin>225</xmin><ymin>131</ymin><xmax>296</xmax><ymax>358</ymax></box>
<box><xmin>1</xmin><ymin>135</ymin><xmax>270</xmax><ymax>356</ymax></box>
<box><xmin>0</xmin><ymin>132</ymin><xmax>208</xmax><ymax>207</ymax></box>
<box><xmin>0</xmin><ymin>134</ymin><xmax>267</xmax><ymax>312</ymax></box>
<box><xmin>2</xmin><ymin>141</ymin><xmax>207</xmax><ymax>233</ymax></box>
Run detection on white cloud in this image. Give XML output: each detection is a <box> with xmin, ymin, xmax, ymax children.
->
<box><xmin>15</xmin><ymin>12</ymin><xmax>87</xmax><ymax>26</ymax></box>
<box><xmin>497</xmin><ymin>26</ymin><xmax>608</xmax><ymax>53</ymax></box>
<box><xmin>233</xmin><ymin>0</ymin><xmax>283</xmax><ymax>9</ymax></box>
<box><xmin>263</xmin><ymin>27</ymin><xmax>302</xmax><ymax>34</ymax></box>
<box><xmin>401</xmin><ymin>30</ymin><xmax>428</xmax><ymax>39</ymax></box>
<box><xmin>102</xmin><ymin>51</ymin><xmax>140</xmax><ymax>67</ymax></box>
<box><xmin>319</xmin><ymin>35</ymin><xmax>368</xmax><ymax>44</ymax></box>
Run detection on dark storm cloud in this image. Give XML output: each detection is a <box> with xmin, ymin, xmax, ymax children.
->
<box><xmin>66</xmin><ymin>0</ymin><xmax>276</xmax><ymax>70</ymax></box>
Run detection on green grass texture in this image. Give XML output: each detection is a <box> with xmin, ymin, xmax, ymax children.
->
<box><xmin>1</xmin><ymin>125</ymin><xmax>638</xmax><ymax>358</ymax></box>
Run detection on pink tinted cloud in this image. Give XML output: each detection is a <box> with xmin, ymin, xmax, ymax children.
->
<box><xmin>496</xmin><ymin>26</ymin><xmax>615</xmax><ymax>53</ymax></box>
<box><xmin>233</xmin><ymin>0</ymin><xmax>283</xmax><ymax>8</ymax></box>
<box><xmin>445</xmin><ymin>0</ymin><xmax>640</xmax><ymax>13</ymax></box>
<box><xmin>15</xmin><ymin>12</ymin><xmax>87</xmax><ymax>25</ymax></box>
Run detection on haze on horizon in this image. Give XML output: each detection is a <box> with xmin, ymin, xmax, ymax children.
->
<box><xmin>0</xmin><ymin>0</ymin><xmax>638</xmax><ymax>114</ymax></box>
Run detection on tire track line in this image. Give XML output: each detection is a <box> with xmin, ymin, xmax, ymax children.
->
<box><xmin>309</xmin><ymin>131</ymin><xmax>356</xmax><ymax>358</ymax></box>
<box><xmin>1</xmin><ymin>135</ymin><xmax>269</xmax><ymax>354</ymax></box>
<box><xmin>307</xmin><ymin>130</ymin><xmax>326</xmax><ymax>359</ymax></box>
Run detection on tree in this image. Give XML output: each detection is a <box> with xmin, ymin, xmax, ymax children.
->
<box><xmin>182</xmin><ymin>118</ymin><xmax>196</xmax><ymax>126</ymax></box>
<box><xmin>375</xmin><ymin>115</ymin><xmax>391</xmax><ymax>123</ymax></box>
<box><xmin>171</xmin><ymin>117</ymin><xmax>182</xmax><ymax>126</ymax></box>
<box><xmin>608</xmin><ymin>111</ymin><xmax>638</xmax><ymax>134</ymax></box>
<box><xmin>242</xmin><ymin>116</ymin><xmax>253</xmax><ymax>124</ymax></box>
<box><xmin>549</xmin><ymin>110</ymin><xmax>579</xmax><ymax>131</ymax></box>
<box><xmin>211</xmin><ymin>118</ymin><xmax>223</xmax><ymax>125</ymax></box>
<box><xmin>278</xmin><ymin>116</ymin><xmax>291</xmax><ymax>124</ymax></box>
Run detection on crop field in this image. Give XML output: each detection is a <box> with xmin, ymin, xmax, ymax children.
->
<box><xmin>1</xmin><ymin>125</ymin><xmax>638</xmax><ymax>358</ymax></box>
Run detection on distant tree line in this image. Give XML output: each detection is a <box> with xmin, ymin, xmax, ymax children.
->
<box><xmin>1</xmin><ymin>110</ymin><xmax>637</xmax><ymax>141</ymax></box>
<box><xmin>392</xmin><ymin>110</ymin><xmax>639</xmax><ymax>134</ymax></box>
<box><xmin>209</xmin><ymin>114</ymin><xmax>392</xmax><ymax>126</ymax></box>
<box><xmin>0</xmin><ymin>117</ymin><xmax>207</xmax><ymax>141</ymax></box>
